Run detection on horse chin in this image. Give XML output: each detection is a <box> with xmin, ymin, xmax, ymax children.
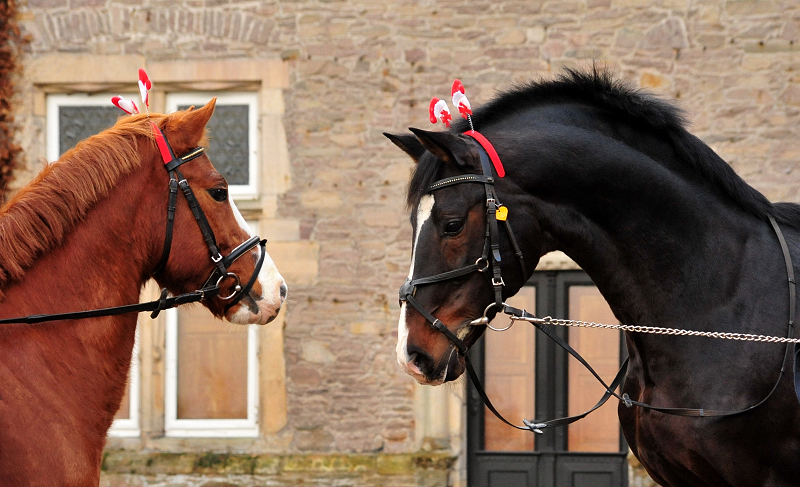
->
<box><xmin>443</xmin><ymin>353</ymin><xmax>465</xmax><ymax>383</ymax></box>
<box><xmin>226</xmin><ymin>296</ymin><xmax>280</xmax><ymax>325</ymax></box>
<box><xmin>440</xmin><ymin>322</ymin><xmax>485</xmax><ymax>383</ymax></box>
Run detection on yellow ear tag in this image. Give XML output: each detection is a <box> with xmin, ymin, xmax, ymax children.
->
<box><xmin>496</xmin><ymin>205</ymin><xmax>508</xmax><ymax>221</ymax></box>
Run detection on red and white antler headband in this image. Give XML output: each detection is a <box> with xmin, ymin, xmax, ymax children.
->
<box><xmin>110</xmin><ymin>69</ymin><xmax>176</xmax><ymax>166</ymax></box>
<box><xmin>110</xmin><ymin>68</ymin><xmax>152</xmax><ymax>116</ymax></box>
<box><xmin>428</xmin><ymin>80</ymin><xmax>504</xmax><ymax>177</ymax></box>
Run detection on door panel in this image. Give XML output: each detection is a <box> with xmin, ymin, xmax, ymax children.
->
<box><xmin>567</xmin><ymin>286</ymin><xmax>621</xmax><ymax>452</ymax></box>
<box><xmin>468</xmin><ymin>271</ymin><xmax>627</xmax><ymax>487</ymax></box>
<box><xmin>484</xmin><ymin>286</ymin><xmax>536</xmax><ymax>451</ymax></box>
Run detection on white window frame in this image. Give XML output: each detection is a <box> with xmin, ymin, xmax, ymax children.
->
<box><xmin>164</xmin><ymin>312</ymin><xmax>259</xmax><ymax>437</ymax></box>
<box><xmin>164</xmin><ymin>221</ymin><xmax>261</xmax><ymax>437</ymax></box>
<box><xmin>108</xmin><ymin>325</ymin><xmax>141</xmax><ymax>437</ymax></box>
<box><xmin>165</xmin><ymin>92</ymin><xmax>259</xmax><ymax>199</ymax></box>
<box><xmin>46</xmin><ymin>93</ymin><xmax>137</xmax><ymax>163</ymax></box>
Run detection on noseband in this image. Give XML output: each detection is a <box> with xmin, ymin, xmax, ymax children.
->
<box><xmin>148</xmin><ymin>123</ymin><xmax>266</xmax><ymax>311</ymax></box>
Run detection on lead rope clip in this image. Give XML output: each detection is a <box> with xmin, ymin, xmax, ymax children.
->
<box><xmin>523</xmin><ymin>419</ymin><xmax>547</xmax><ymax>435</ymax></box>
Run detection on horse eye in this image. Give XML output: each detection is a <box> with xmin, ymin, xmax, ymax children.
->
<box><xmin>444</xmin><ymin>220</ymin><xmax>464</xmax><ymax>235</ymax></box>
<box><xmin>208</xmin><ymin>188</ymin><xmax>228</xmax><ymax>202</ymax></box>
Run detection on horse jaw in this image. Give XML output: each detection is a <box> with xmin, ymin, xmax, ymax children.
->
<box><xmin>225</xmin><ymin>196</ymin><xmax>287</xmax><ymax>325</ymax></box>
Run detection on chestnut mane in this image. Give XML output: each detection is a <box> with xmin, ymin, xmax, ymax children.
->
<box><xmin>0</xmin><ymin>113</ymin><xmax>172</xmax><ymax>298</ymax></box>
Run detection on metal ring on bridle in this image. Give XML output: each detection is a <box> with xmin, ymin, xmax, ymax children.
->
<box><xmin>475</xmin><ymin>257</ymin><xmax>489</xmax><ymax>272</ymax></box>
<box><xmin>470</xmin><ymin>301</ymin><xmax>507</xmax><ymax>327</ymax></box>
<box><xmin>216</xmin><ymin>272</ymin><xmax>242</xmax><ymax>300</ymax></box>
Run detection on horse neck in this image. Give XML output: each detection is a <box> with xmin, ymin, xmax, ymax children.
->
<box><xmin>1</xmin><ymin>157</ymin><xmax>166</xmax><ymax>354</ymax></box>
<box><xmin>500</xmin><ymin>119</ymin><xmax>786</xmax><ymax>335</ymax></box>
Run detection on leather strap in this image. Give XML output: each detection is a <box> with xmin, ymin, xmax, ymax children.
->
<box><xmin>0</xmin><ymin>285</ymin><xmax>219</xmax><ymax>325</ymax></box>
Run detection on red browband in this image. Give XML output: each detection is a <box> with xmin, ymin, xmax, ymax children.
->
<box><xmin>151</xmin><ymin>122</ymin><xmax>173</xmax><ymax>165</ymax></box>
<box><xmin>464</xmin><ymin>130</ymin><xmax>504</xmax><ymax>178</ymax></box>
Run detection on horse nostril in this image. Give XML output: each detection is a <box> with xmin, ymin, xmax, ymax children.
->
<box><xmin>279</xmin><ymin>283</ymin><xmax>288</xmax><ymax>301</ymax></box>
<box><xmin>407</xmin><ymin>345</ymin><xmax>434</xmax><ymax>377</ymax></box>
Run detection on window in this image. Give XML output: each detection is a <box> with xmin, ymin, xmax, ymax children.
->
<box><xmin>31</xmin><ymin>56</ymin><xmax>293</xmax><ymax>448</ymax></box>
<box><xmin>46</xmin><ymin>93</ymin><xmax>135</xmax><ymax>162</ymax></box>
<box><xmin>166</xmin><ymin>92</ymin><xmax>259</xmax><ymax>199</ymax></box>
<box><xmin>163</xmin><ymin>221</ymin><xmax>261</xmax><ymax>438</ymax></box>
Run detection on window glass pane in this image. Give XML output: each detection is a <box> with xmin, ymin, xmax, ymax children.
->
<box><xmin>58</xmin><ymin>106</ymin><xmax>120</xmax><ymax>155</ymax></box>
<box><xmin>178</xmin><ymin>104</ymin><xmax>250</xmax><ymax>185</ymax></box>
<box><xmin>567</xmin><ymin>285</ymin><xmax>620</xmax><ymax>452</ymax></box>
<box><xmin>176</xmin><ymin>305</ymin><xmax>248</xmax><ymax>419</ymax></box>
<box><xmin>484</xmin><ymin>286</ymin><xmax>536</xmax><ymax>451</ymax></box>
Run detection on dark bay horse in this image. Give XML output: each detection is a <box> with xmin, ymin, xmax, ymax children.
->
<box><xmin>387</xmin><ymin>70</ymin><xmax>800</xmax><ymax>487</ymax></box>
<box><xmin>0</xmin><ymin>100</ymin><xmax>286</xmax><ymax>486</ymax></box>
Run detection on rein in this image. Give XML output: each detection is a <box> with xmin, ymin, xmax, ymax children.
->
<box><xmin>401</xmin><ymin>134</ymin><xmax>798</xmax><ymax>434</ymax></box>
<box><xmin>0</xmin><ymin>127</ymin><xmax>267</xmax><ymax>325</ymax></box>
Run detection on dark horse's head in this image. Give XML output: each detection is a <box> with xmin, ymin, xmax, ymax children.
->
<box><xmin>385</xmin><ymin>127</ymin><xmax>542</xmax><ymax>385</ymax></box>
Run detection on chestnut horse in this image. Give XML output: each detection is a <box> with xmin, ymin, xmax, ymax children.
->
<box><xmin>388</xmin><ymin>70</ymin><xmax>800</xmax><ymax>486</ymax></box>
<box><xmin>0</xmin><ymin>100</ymin><xmax>286</xmax><ymax>486</ymax></box>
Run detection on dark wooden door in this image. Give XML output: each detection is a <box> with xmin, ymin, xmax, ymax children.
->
<box><xmin>467</xmin><ymin>271</ymin><xmax>628</xmax><ymax>487</ymax></box>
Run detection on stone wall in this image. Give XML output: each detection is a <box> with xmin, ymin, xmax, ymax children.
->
<box><xmin>11</xmin><ymin>0</ymin><xmax>800</xmax><ymax>486</ymax></box>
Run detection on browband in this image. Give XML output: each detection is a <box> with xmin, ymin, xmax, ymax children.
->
<box><xmin>151</xmin><ymin>121</ymin><xmax>205</xmax><ymax>171</ymax></box>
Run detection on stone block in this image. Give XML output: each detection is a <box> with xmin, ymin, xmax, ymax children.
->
<box><xmin>640</xmin><ymin>18</ymin><xmax>689</xmax><ymax>50</ymax></box>
<box><xmin>300</xmin><ymin>340</ymin><xmax>337</xmax><ymax>364</ymax></box>
<box><xmin>261</xmin><ymin>219</ymin><xmax>301</xmax><ymax>241</ymax></box>
<box><xmin>376</xmin><ymin>454</ymin><xmax>414</xmax><ymax>475</ymax></box>
<box><xmin>266</xmin><ymin>241</ymin><xmax>319</xmax><ymax>286</ymax></box>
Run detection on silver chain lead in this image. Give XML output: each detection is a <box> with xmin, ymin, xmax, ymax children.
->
<box><xmin>506</xmin><ymin>314</ymin><xmax>800</xmax><ymax>344</ymax></box>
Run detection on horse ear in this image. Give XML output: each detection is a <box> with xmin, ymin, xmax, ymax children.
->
<box><xmin>163</xmin><ymin>98</ymin><xmax>217</xmax><ymax>148</ymax></box>
<box><xmin>407</xmin><ymin>127</ymin><xmax>475</xmax><ymax>168</ymax></box>
<box><xmin>384</xmin><ymin>132</ymin><xmax>426</xmax><ymax>162</ymax></box>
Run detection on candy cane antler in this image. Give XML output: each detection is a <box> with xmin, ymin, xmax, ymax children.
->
<box><xmin>138</xmin><ymin>68</ymin><xmax>152</xmax><ymax>117</ymax></box>
<box><xmin>111</xmin><ymin>95</ymin><xmax>139</xmax><ymax>115</ymax></box>
<box><xmin>451</xmin><ymin>79</ymin><xmax>474</xmax><ymax>131</ymax></box>
<box><xmin>110</xmin><ymin>68</ymin><xmax>152</xmax><ymax>116</ymax></box>
<box><xmin>429</xmin><ymin>97</ymin><xmax>452</xmax><ymax>128</ymax></box>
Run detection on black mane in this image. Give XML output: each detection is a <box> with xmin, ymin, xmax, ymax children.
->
<box><xmin>464</xmin><ymin>68</ymin><xmax>687</xmax><ymax>134</ymax></box>
<box><xmin>407</xmin><ymin>69</ymin><xmax>800</xmax><ymax>227</ymax></box>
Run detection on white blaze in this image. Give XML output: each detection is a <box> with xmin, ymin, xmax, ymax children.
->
<box><xmin>397</xmin><ymin>194</ymin><xmax>435</xmax><ymax>373</ymax></box>
<box><xmin>227</xmin><ymin>195</ymin><xmax>286</xmax><ymax>324</ymax></box>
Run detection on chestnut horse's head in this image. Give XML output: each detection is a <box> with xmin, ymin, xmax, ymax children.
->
<box><xmin>386</xmin><ymin>128</ymin><xmax>537</xmax><ymax>385</ymax></box>
<box><xmin>145</xmin><ymin>100</ymin><xmax>286</xmax><ymax>325</ymax></box>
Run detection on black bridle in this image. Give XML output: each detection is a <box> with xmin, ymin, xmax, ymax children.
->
<box><xmin>399</xmin><ymin>138</ymin><xmax>797</xmax><ymax>435</ymax></box>
<box><xmin>0</xmin><ymin>124</ymin><xmax>267</xmax><ymax>325</ymax></box>
<box><xmin>148</xmin><ymin>123</ymin><xmax>265</xmax><ymax>312</ymax></box>
<box><xmin>398</xmin><ymin>141</ymin><xmax>535</xmax><ymax>432</ymax></box>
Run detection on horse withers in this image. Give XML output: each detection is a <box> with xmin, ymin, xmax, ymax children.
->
<box><xmin>0</xmin><ymin>100</ymin><xmax>287</xmax><ymax>486</ymax></box>
<box><xmin>387</xmin><ymin>71</ymin><xmax>800</xmax><ymax>487</ymax></box>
